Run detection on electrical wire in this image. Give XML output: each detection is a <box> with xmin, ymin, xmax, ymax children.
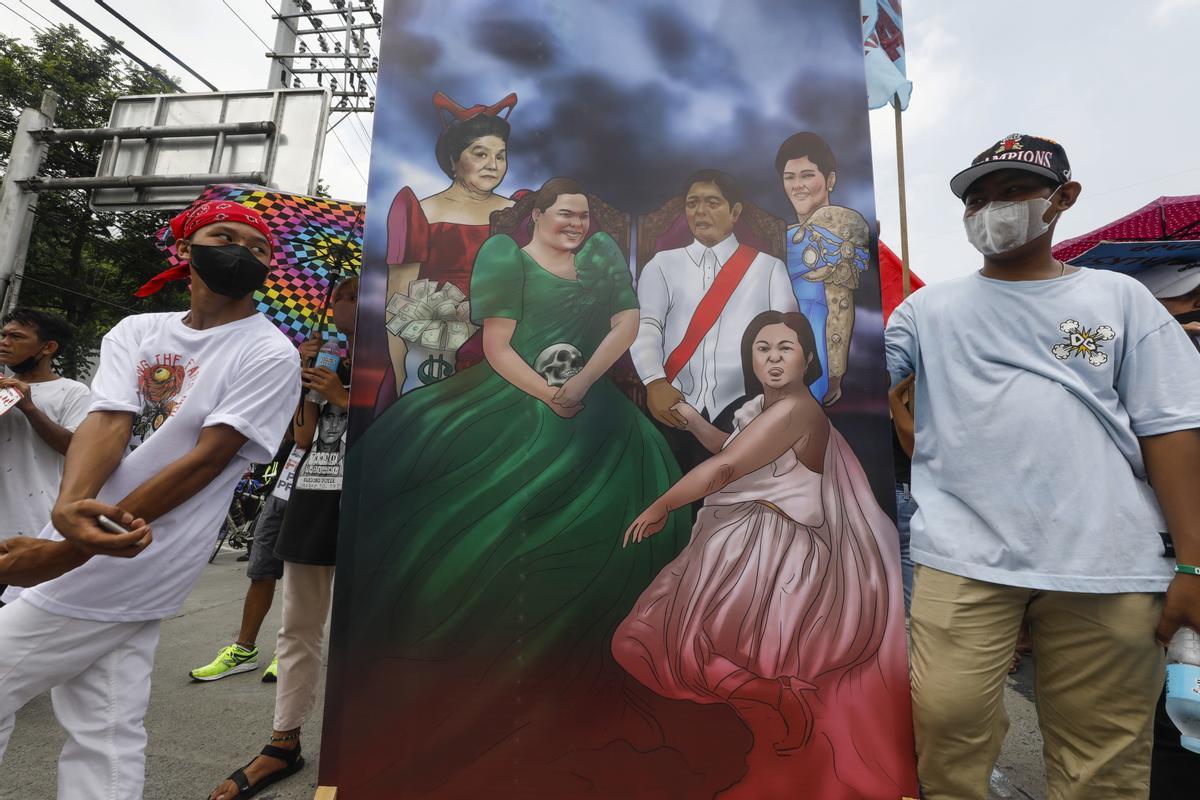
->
<box><xmin>18</xmin><ymin>273</ymin><xmax>140</xmax><ymax>314</ymax></box>
<box><xmin>0</xmin><ymin>0</ymin><xmax>45</xmax><ymax>33</ymax></box>
<box><xmin>17</xmin><ymin>0</ymin><xmax>55</xmax><ymax>29</ymax></box>
<box><xmin>91</xmin><ymin>0</ymin><xmax>218</xmax><ymax>91</ymax></box>
<box><xmin>47</xmin><ymin>0</ymin><xmax>183</xmax><ymax>91</ymax></box>
<box><xmin>235</xmin><ymin>0</ymin><xmax>372</xmax><ymax>187</ymax></box>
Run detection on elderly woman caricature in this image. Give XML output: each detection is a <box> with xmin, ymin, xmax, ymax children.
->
<box><xmin>382</xmin><ymin>92</ymin><xmax>518</xmax><ymax>399</ymax></box>
<box><xmin>777</xmin><ymin>132</ymin><xmax>871</xmax><ymax>406</ymax></box>
<box><xmin>614</xmin><ymin>310</ymin><xmax>916</xmax><ymax>797</ymax></box>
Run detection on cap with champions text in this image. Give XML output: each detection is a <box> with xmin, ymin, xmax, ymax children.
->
<box><xmin>950</xmin><ymin>134</ymin><xmax>1072</xmax><ymax>198</ymax></box>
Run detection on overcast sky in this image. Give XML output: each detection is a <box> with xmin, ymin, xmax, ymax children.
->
<box><xmin>3</xmin><ymin>0</ymin><xmax>1198</xmax><ymax>285</ymax></box>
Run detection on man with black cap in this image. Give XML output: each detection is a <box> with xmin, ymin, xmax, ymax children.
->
<box><xmin>886</xmin><ymin>134</ymin><xmax>1200</xmax><ymax>799</ymax></box>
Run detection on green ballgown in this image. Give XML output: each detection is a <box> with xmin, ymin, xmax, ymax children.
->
<box><xmin>333</xmin><ymin>232</ymin><xmax>748</xmax><ymax>797</ymax></box>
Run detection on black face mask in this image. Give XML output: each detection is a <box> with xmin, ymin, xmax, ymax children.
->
<box><xmin>190</xmin><ymin>243</ymin><xmax>269</xmax><ymax>299</ymax></box>
<box><xmin>1175</xmin><ymin>309</ymin><xmax>1200</xmax><ymax>326</ymax></box>
<box><xmin>8</xmin><ymin>353</ymin><xmax>42</xmax><ymax>375</ymax></box>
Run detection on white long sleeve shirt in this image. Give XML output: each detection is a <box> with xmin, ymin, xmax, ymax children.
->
<box><xmin>632</xmin><ymin>234</ymin><xmax>798</xmax><ymax>416</ymax></box>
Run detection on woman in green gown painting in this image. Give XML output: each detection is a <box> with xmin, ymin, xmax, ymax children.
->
<box><xmin>333</xmin><ymin>178</ymin><xmax>748</xmax><ymax>797</ymax></box>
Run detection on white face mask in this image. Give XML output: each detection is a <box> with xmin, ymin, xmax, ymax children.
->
<box><xmin>964</xmin><ymin>186</ymin><xmax>1061</xmax><ymax>256</ymax></box>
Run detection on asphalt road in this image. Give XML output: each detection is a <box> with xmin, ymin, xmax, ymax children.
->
<box><xmin>0</xmin><ymin>546</ymin><xmax>1048</xmax><ymax>800</ymax></box>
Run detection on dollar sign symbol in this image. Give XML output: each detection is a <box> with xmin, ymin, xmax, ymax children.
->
<box><xmin>418</xmin><ymin>355</ymin><xmax>453</xmax><ymax>385</ymax></box>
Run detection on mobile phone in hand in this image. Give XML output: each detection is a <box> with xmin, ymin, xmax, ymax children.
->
<box><xmin>97</xmin><ymin>514</ymin><xmax>132</xmax><ymax>536</ymax></box>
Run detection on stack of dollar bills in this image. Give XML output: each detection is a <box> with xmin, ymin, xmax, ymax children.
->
<box><xmin>385</xmin><ymin>278</ymin><xmax>477</xmax><ymax>352</ymax></box>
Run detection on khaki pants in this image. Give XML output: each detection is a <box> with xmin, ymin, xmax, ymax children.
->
<box><xmin>273</xmin><ymin>562</ymin><xmax>335</xmax><ymax>732</ymax></box>
<box><xmin>910</xmin><ymin>565</ymin><xmax>1164</xmax><ymax>800</ymax></box>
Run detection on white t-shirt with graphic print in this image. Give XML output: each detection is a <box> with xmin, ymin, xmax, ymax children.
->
<box><xmin>886</xmin><ymin>268</ymin><xmax>1200</xmax><ymax>593</ymax></box>
<box><xmin>0</xmin><ymin>376</ymin><xmax>91</xmax><ymax>538</ymax></box>
<box><xmin>5</xmin><ymin>312</ymin><xmax>299</xmax><ymax>621</ymax></box>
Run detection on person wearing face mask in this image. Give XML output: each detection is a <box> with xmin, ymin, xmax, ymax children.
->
<box><xmin>0</xmin><ymin>310</ymin><xmax>91</xmax><ymax>549</ymax></box>
<box><xmin>0</xmin><ymin>199</ymin><xmax>299</xmax><ymax>799</ymax></box>
<box><xmin>886</xmin><ymin>134</ymin><xmax>1200</xmax><ymax>799</ymax></box>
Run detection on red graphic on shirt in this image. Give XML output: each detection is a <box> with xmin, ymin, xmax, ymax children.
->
<box><xmin>133</xmin><ymin>354</ymin><xmax>198</xmax><ymax>442</ymax></box>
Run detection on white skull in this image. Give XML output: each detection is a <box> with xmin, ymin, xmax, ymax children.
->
<box><xmin>534</xmin><ymin>342</ymin><xmax>584</xmax><ymax>387</ymax></box>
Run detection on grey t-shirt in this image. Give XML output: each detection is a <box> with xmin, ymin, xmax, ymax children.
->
<box><xmin>886</xmin><ymin>268</ymin><xmax>1200</xmax><ymax>592</ymax></box>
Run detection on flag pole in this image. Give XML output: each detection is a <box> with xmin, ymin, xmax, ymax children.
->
<box><xmin>892</xmin><ymin>94</ymin><xmax>912</xmax><ymax>297</ymax></box>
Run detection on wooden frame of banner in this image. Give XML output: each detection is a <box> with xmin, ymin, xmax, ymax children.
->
<box><xmin>892</xmin><ymin>93</ymin><xmax>913</xmax><ymax>298</ymax></box>
<box><xmin>314</xmin><ymin>787</ymin><xmax>337</xmax><ymax>799</ymax></box>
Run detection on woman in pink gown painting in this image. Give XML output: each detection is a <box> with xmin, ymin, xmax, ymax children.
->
<box><xmin>614</xmin><ymin>310</ymin><xmax>919</xmax><ymax>799</ymax></box>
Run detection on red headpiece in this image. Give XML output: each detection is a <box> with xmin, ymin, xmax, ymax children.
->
<box><xmin>134</xmin><ymin>201</ymin><xmax>274</xmax><ymax>297</ymax></box>
<box><xmin>433</xmin><ymin>91</ymin><xmax>517</xmax><ymax>126</ymax></box>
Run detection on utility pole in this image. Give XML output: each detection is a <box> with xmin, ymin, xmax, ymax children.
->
<box><xmin>0</xmin><ymin>91</ymin><xmax>58</xmax><ymax>315</ymax></box>
<box><xmin>269</xmin><ymin>0</ymin><xmax>300</xmax><ymax>89</ymax></box>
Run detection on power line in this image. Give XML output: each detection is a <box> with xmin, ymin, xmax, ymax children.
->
<box><xmin>230</xmin><ymin>0</ymin><xmax>372</xmax><ymax>187</ymax></box>
<box><xmin>91</xmin><ymin>0</ymin><xmax>218</xmax><ymax>91</ymax></box>
<box><xmin>19</xmin><ymin>273</ymin><xmax>140</xmax><ymax>315</ymax></box>
<box><xmin>47</xmin><ymin>0</ymin><xmax>183</xmax><ymax>92</ymax></box>
<box><xmin>224</xmin><ymin>0</ymin><xmax>273</xmax><ymax>50</ymax></box>
<box><xmin>330</xmin><ymin>129</ymin><xmax>367</xmax><ymax>184</ymax></box>
<box><xmin>17</xmin><ymin>0</ymin><xmax>55</xmax><ymax>29</ymax></box>
<box><xmin>0</xmin><ymin>1</ymin><xmax>45</xmax><ymax>33</ymax></box>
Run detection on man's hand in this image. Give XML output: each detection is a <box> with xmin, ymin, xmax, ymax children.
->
<box><xmin>298</xmin><ymin>333</ymin><xmax>324</xmax><ymax>365</ymax></box>
<box><xmin>50</xmin><ymin>500</ymin><xmax>152</xmax><ymax>558</ymax></box>
<box><xmin>301</xmin><ymin>367</ymin><xmax>349</xmax><ymax>409</ymax></box>
<box><xmin>0</xmin><ymin>537</ymin><xmax>89</xmax><ymax>587</ymax></box>
<box><xmin>0</xmin><ymin>376</ymin><xmax>32</xmax><ymax>411</ymax></box>
<box><xmin>1157</xmin><ymin>574</ymin><xmax>1200</xmax><ymax>647</ymax></box>
<box><xmin>646</xmin><ymin>378</ymin><xmax>686</xmax><ymax>428</ymax></box>
<box><xmin>1183</xmin><ymin>321</ymin><xmax>1200</xmax><ymax>338</ymax></box>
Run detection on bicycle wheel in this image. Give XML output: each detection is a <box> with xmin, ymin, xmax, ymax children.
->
<box><xmin>209</xmin><ymin>512</ymin><xmax>235</xmax><ymax>563</ymax></box>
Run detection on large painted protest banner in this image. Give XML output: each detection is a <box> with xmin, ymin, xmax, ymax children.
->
<box><xmin>322</xmin><ymin>1</ymin><xmax>918</xmax><ymax>797</ymax></box>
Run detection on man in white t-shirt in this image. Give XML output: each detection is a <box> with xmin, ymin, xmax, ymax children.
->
<box><xmin>0</xmin><ymin>199</ymin><xmax>299</xmax><ymax>799</ymax></box>
<box><xmin>886</xmin><ymin>134</ymin><xmax>1200</xmax><ymax>799</ymax></box>
<box><xmin>1</xmin><ymin>309</ymin><xmax>92</xmax><ymax>544</ymax></box>
<box><xmin>632</xmin><ymin>169</ymin><xmax>798</xmax><ymax>472</ymax></box>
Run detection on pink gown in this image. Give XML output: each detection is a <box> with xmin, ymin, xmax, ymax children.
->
<box><xmin>613</xmin><ymin>396</ymin><xmax>919</xmax><ymax>799</ymax></box>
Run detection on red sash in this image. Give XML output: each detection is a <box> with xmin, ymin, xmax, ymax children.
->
<box><xmin>663</xmin><ymin>243</ymin><xmax>759</xmax><ymax>383</ymax></box>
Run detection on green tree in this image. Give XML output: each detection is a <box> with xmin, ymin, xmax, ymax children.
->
<box><xmin>0</xmin><ymin>25</ymin><xmax>189</xmax><ymax>378</ymax></box>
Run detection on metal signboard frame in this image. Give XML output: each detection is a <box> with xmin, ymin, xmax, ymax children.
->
<box><xmin>90</xmin><ymin>87</ymin><xmax>330</xmax><ymax>211</ymax></box>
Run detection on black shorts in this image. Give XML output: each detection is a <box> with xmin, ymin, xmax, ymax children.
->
<box><xmin>246</xmin><ymin>495</ymin><xmax>288</xmax><ymax>581</ymax></box>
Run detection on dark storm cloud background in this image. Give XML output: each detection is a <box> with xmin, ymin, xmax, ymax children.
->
<box><xmin>364</xmin><ymin>0</ymin><xmax>875</xmax><ymax>236</ymax></box>
<box><xmin>355</xmin><ymin>0</ymin><xmax>892</xmax><ymax>493</ymax></box>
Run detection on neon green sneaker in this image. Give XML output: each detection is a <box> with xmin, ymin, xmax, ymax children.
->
<box><xmin>261</xmin><ymin>654</ymin><xmax>279</xmax><ymax>683</ymax></box>
<box><xmin>189</xmin><ymin>643</ymin><xmax>258</xmax><ymax>682</ymax></box>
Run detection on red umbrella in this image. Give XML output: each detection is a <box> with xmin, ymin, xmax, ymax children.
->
<box><xmin>1053</xmin><ymin>195</ymin><xmax>1200</xmax><ymax>262</ymax></box>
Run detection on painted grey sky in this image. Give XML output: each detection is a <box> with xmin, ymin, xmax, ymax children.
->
<box><xmin>3</xmin><ymin>1</ymin><xmax>1199</xmax><ymax>285</ymax></box>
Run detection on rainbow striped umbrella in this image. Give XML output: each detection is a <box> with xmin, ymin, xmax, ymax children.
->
<box><xmin>156</xmin><ymin>184</ymin><xmax>364</xmax><ymax>345</ymax></box>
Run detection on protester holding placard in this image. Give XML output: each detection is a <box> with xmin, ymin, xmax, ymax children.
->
<box><xmin>887</xmin><ymin>135</ymin><xmax>1200</xmax><ymax>799</ymax></box>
